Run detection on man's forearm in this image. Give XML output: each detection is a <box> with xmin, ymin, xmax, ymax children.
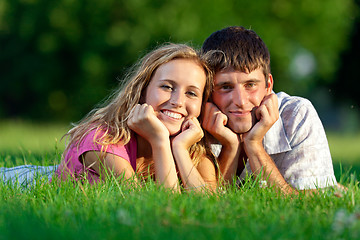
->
<box><xmin>218</xmin><ymin>144</ymin><xmax>241</xmax><ymax>183</ymax></box>
<box><xmin>245</xmin><ymin>141</ymin><xmax>298</xmax><ymax>195</ymax></box>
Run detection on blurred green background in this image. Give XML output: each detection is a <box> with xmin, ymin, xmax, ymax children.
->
<box><xmin>1</xmin><ymin>0</ymin><xmax>360</xmax><ymax>170</ymax></box>
<box><xmin>0</xmin><ymin>0</ymin><xmax>359</xmax><ymax>126</ymax></box>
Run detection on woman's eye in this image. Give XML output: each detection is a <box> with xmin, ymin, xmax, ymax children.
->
<box><xmin>161</xmin><ymin>85</ymin><xmax>173</xmax><ymax>90</ymax></box>
<box><xmin>186</xmin><ymin>91</ymin><xmax>198</xmax><ymax>97</ymax></box>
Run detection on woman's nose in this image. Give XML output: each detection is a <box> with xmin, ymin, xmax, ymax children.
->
<box><xmin>169</xmin><ymin>91</ymin><xmax>184</xmax><ymax>107</ymax></box>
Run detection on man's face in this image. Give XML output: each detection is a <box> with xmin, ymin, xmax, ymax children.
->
<box><xmin>212</xmin><ymin>68</ymin><xmax>273</xmax><ymax>134</ymax></box>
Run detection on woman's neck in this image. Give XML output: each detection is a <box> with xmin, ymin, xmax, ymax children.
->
<box><xmin>135</xmin><ymin>134</ymin><xmax>156</xmax><ymax>179</ymax></box>
<box><xmin>136</xmin><ymin>135</ymin><xmax>153</xmax><ymax>159</ymax></box>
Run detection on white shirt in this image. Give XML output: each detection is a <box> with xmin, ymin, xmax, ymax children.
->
<box><xmin>212</xmin><ymin>91</ymin><xmax>337</xmax><ymax>190</ymax></box>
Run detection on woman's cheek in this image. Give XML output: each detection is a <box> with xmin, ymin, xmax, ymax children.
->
<box><xmin>188</xmin><ymin>100</ymin><xmax>202</xmax><ymax>118</ymax></box>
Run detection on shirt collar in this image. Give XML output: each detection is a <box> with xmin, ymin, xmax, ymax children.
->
<box><xmin>263</xmin><ymin>115</ymin><xmax>292</xmax><ymax>155</ymax></box>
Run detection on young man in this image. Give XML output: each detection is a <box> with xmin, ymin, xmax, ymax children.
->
<box><xmin>202</xmin><ymin>26</ymin><xmax>337</xmax><ymax>194</ymax></box>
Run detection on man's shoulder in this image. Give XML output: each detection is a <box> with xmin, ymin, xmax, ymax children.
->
<box><xmin>276</xmin><ymin>91</ymin><xmax>315</xmax><ymax>116</ymax></box>
<box><xmin>274</xmin><ymin>91</ymin><xmax>324</xmax><ymax>139</ymax></box>
<box><xmin>276</xmin><ymin>91</ymin><xmax>312</xmax><ymax>107</ymax></box>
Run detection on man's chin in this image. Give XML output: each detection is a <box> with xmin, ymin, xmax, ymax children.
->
<box><xmin>229</xmin><ymin>124</ymin><xmax>253</xmax><ymax>134</ymax></box>
<box><xmin>234</xmin><ymin>129</ymin><xmax>252</xmax><ymax>134</ymax></box>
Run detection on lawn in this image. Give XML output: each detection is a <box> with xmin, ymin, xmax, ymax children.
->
<box><xmin>0</xmin><ymin>119</ymin><xmax>68</xmax><ymax>155</ymax></box>
<box><xmin>0</xmin><ymin>120</ymin><xmax>359</xmax><ymax>239</ymax></box>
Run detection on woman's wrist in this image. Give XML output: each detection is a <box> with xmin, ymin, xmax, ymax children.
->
<box><xmin>150</xmin><ymin>137</ymin><xmax>171</xmax><ymax>150</ymax></box>
<box><xmin>171</xmin><ymin>140</ymin><xmax>190</xmax><ymax>153</ymax></box>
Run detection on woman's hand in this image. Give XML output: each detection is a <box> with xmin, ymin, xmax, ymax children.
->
<box><xmin>171</xmin><ymin>117</ymin><xmax>216</xmax><ymax>192</ymax></box>
<box><xmin>127</xmin><ymin>104</ymin><xmax>169</xmax><ymax>145</ymax></box>
<box><xmin>172</xmin><ymin>117</ymin><xmax>203</xmax><ymax>150</ymax></box>
<box><xmin>128</xmin><ymin>104</ymin><xmax>179</xmax><ymax>191</ymax></box>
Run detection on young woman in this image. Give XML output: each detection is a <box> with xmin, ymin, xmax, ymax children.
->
<box><xmin>53</xmin><ymin>43</ymin><xmax>217</xmax><ymax>192</ymax></box>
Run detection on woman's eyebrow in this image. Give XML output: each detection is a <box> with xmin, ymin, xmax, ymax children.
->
<box><xmin>160</xmin><ymin>79</ymin><xmax>202</xmax><ymax>91</ymax></box>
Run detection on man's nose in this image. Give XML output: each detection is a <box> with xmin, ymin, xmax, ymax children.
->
<box><xmin>233</xmin><ymin>86</ymin><xmax>246</xmax><ymax>107</ymax></box>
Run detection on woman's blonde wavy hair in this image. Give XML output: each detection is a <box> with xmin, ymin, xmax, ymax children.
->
<box><xmin>63</xmin><ymin>43</ymin><xmax>214</xmax><ymax>173</ymax></box>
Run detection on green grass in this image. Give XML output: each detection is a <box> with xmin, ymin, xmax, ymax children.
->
<box><xmin>0</xmin><ymin>120</ymin><xmax>67</xmax><ymax>167</ymax></box>
<box><xmin>327</xmin><ymin>131</ymin><xmax>360</xmax><ymax>164</ymax></box>
<box><xmin>327</xmin><ymin>131</ymin><xmax>360</xmax><ymax>182</ymax></box>
<box><xmin>1</xmin><ymin>120</ymin><xmax>360</xmax><ymax>239</ymax></box>
<box><xmin>1</xmin><ymin>170</ymin><xmax>359</xmax><ymax>240</ymax></box>
<box><xmin>0</xmin><ymin>119</ymin><xmax>68</xmax><ymax>155</ymax></box>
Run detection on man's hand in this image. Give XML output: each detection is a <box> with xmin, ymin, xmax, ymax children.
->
<box><xmin>241</xmin><ymin>93</ymin><xmax>290</xmax><ymax>193</ymax></box>
<box><xmin>202</xmin><ymin>102</ymin><xmax>239</xmax><ymax>147</ymax></box>
<box><xmin>244</xmin><ymin>93</ymin><xmax>279</xmax><ymax>145</ymax></box>
<box><xmin>203</xmin><ymin>102</ymin><xmax>241</xmax><ymax>182</ymax></box>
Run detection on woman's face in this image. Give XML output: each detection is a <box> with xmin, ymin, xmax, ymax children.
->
<box><xmin>144</xmin><ymin>59</ymin><xmax>206</xmax><ymax>136</ymax></box>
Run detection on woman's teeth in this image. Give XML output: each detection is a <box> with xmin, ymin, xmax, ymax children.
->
<box><xmin>163</xmin><ymin>110</ymin><xmax>182</xmax><ymax>119</ymax></box>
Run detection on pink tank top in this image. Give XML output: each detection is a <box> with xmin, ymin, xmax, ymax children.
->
<box><xmin>54</xmin><ymin>129</ymin><xmax>137</xmax><ymax>183</ymax></box>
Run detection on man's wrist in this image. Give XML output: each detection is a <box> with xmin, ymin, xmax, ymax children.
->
<box><xmin>221</xmin><ymin>139</ymin><xmax>241</xmax><ymax>155</ymax></box>
<box><xmin>218</xmin><ymin>133</ymin><xmax>240</xmax><ymax>149</ymax></box>
<box><xmin>244</xmin><ymin>139</ymin><xmax>264</xmax><ymax>154</ymax></box>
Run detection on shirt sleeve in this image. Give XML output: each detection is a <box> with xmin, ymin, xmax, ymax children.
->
<box><xmin>78</xmin><ymin>130</ymin><xmax>133</xmax><ymax>165</ymax></box>
<box><xmin>55</xmin><ymin>129</ymin><xmax>136</xmax><ymax>183</ymax></box>
<box><xmin>275</xmin><ymin>98</ymin><xmax>337</xmax><ymax>190</ymax></box>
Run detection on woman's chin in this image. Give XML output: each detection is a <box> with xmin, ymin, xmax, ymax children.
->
<box><xmin>168</xmin><ymin>128</ymin><xmax>181</xmax><ymax>137</ymax></box>
<box><xmin>160</xmin><ymin>121</ymin><xmax>182</xmax><ymax>137</ymax></box>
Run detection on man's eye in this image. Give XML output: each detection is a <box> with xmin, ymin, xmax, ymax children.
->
<box><xmin>220</xmin><ymin>85</ymin><xmax>233</xmax><ymax>90</ymax></box>
<box><xmin>245</xmin><ymin>83</ymin><xmax>256</xmax><ymax>88</ymax></box>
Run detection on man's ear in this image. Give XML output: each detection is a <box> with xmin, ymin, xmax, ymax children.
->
<box><xmin>266</xmin><ymin>74</ymin><xmax>274</xmax><ymax>93</ymax></box>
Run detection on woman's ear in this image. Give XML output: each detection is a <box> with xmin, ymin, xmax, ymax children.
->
<box><xmin>139</xmin><ymin>92</ymin><xmax>146</xmax><ymax>104</ymax></box>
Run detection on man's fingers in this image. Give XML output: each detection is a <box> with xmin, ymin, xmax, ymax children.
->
<box><xmin>214</xmin><ymin>111</ymin><xmax>228</xmax><ymax>127</ymax></box>
<box><xmin>202</xmin><ymin>103</ymin><xmax>213</xmax><ymax>128</ymax></box>
<box><xmin>255</xmin><ymin>93</ymin><xmax>279</xmax><ymax>129</ymax></box>
<box><xmin>265</xmin><ymin>94</ymin><xmax>279</xmax><ymax>121</ymax></box>
<box><xmin>203</xmin><ymin>102</ymin><xmax>219</xmax><ymax>129</ymax></box>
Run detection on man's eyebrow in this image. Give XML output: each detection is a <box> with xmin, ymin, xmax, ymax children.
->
<box><xmin>215</xmin><ymin>78</ymin><xmax>262</xmax><ymax>86</ymax></box>
<box><xmin>245</xmin><ymin>79</ymin><xmax>262</xmax><ymax>83</ymax></box>
<box><xmin>214</xmin><ymin>80</ymin><xmax>232</xmax><ymax>87</ymax></box>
